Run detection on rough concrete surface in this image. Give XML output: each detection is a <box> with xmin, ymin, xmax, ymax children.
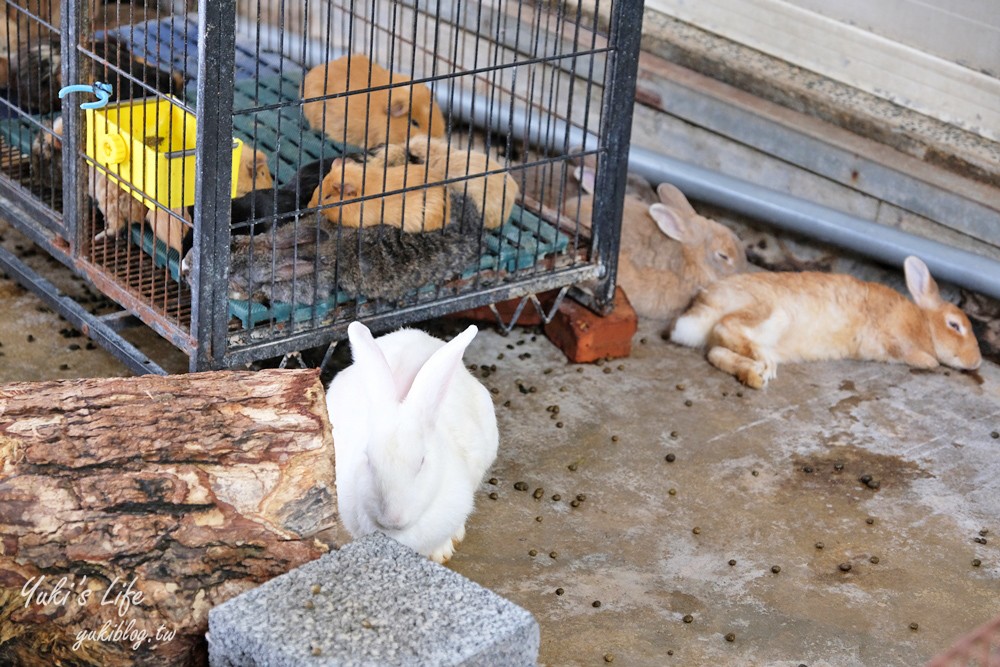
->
<box><xmin>450</xmin><ymin>319</ymin><xmax>1000</xmax><ymax>666</ymax></box>
<box><xmin>2</xmin><ymin>219</ymin><xmax>999</xmax><ymax>666</ymax></box>
<box><xmin>208</xmin><ymin>532</ymin><xmax>539</xmax><ymax>666</ymax></box>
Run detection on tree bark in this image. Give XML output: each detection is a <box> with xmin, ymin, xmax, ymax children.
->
<box><xmin>0</xmin><ymin>368</ymin><xmax>343</xmax><ymax>666</ymax></box>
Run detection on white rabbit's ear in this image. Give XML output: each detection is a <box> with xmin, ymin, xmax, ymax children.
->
<box><xmin>648</xmin><ymin>203</ymin><xmax>693</xmax><ymax>243</ymax></box>
<box><xmin>656</xmin><ymin>183</ymin><xmax>698</xmax><ymax>218</ymax></box>
<box><xmin>404</xmin><ymin>325</ymin><xmax>478</xmax><ymax>419</ymax></box>
<box><xmin>904</xmin><ymin>256</ymin><xmax>942</xmax><ymax>309</ymax></box>
<box><xmin>347</xmin><ymin>321</ymin><xmax>404</xmax><ymax>403</ymax></box>
<box><xmin>573</xmin><ymin>166</ymin><xmax>596</xmax><ymax>195</ymax></box>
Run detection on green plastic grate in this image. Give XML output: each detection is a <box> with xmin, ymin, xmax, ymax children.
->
<box><xmin>6</xmin><ymin>9</ymin><xmax>572</xmax><ymax>330</ymax></box>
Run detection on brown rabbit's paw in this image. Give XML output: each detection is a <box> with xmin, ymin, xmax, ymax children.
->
<box><xmin>740</xmin><ymin>367</ymin><xmax>766</xmax><ymax>389</ymax></box>
<box><xmin>757</xmin><ymin>355</ymin><xmax>778</xmax><ymax>383</ymax></box>
<box><xmin>905</xmin><ymin>350</ymin><xmax>939</xmax><ymax>369</ymax></box>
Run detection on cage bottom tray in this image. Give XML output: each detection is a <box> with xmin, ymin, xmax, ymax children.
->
<box><xmin>133</xmin><ymin>204</ymin><xmax>568</xmax><ymax>330</ymax></box>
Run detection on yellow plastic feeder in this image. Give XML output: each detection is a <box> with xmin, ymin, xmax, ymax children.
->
<box><xmin>85</xmin><ymin>97</ymin><xmax>243</xmax><ymax>209</ymax></box>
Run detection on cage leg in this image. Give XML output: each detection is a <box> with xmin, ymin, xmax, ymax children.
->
<box><xmin>0</xmin><ymin>245</ymin><xmax>167</xmax><ymax>375</ymax></box>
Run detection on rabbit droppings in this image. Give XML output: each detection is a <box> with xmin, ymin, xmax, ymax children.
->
<box><xmin>326</xmin><ymin>322</ymin><xmax>499</xmax><ymax>563</ymax></box>
<box><xmin>671</xmin><ymin>256</ymin><xmax>982</xmax><ymax>389</ymax></box>
<box><xmin>566</xmin><ymin>169</ymin><xmax>747</xmax><ymax>326</ymax></box>
<box><xmin>301</xmin><ymin>54</ymin><xmax>446</xmax><ymax>150</ymax></box>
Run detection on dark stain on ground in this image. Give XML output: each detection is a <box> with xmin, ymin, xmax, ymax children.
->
<box><xmin>909</xmin><ymin>368</ymin><xmax>938</xmax><ymax>376</ymax></box>
<box><xmin>962</xmin><ymin>369</ymin><xmax>985</xmax><ymax>386</ymax></box>
<box><xmin>789</xmin><ymin>444</ymin><xmax>932</xmax><ymax>497</ymax></box>
<box><xmin>839</xmin><ymin>380</ymin><xmax>856</xmax><ymax>391</ymax></box>
<box><xmin>829</xmin><ymin>392</ymin><xmax>876</xmax><ymax>421</ymax></box>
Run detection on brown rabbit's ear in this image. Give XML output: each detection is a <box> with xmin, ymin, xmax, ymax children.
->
<box><xmin>573</xmin><ymin>166</ymin><xmax>596</xmax><ymax>194</ymax></box>
<box><xmin>656</xmin><ymin>183</ymin><xmax>698</xmax><ymax>219</ymax></box>
<box><xmin>388</xmin><ymin>97</ymin><xmax>409</xmax><ymax>118</ymax></box>
<box><xmin>272</xmin><ymin>224</ymin><xmax>327</xmax><ymax>250</ymax></box>
<box><xmin>904</xmin><ymin>256</ymin><xmax>942</xmax><ymax>309</ymax></box>
<box><xmin>274</xmin><ymin>259</ymin><xmax>317</xmax><ymax>281</ymax></box>
<box><xmin>648</xmin><ymin>202</ymin><xmax>694</xmax><ymax>243</ymax></box>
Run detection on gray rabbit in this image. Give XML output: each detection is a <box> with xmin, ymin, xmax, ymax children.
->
<box><xmin>228</xmin><ymin>190</ymin><xmax>484</xmax><ymax>306</ymax></box>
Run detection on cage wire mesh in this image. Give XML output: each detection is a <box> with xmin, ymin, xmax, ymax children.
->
<box><xmin>0</xmin><ymin>0</ymin><xmax>641</xmax><ymax>371</ymax></box>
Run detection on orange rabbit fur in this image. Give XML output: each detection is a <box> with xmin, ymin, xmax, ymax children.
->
<box><xmin>145</xmin><ymin>205</ymin><xmax>192</xmax><ymax>254</ymax></box>
<box><xmin>670</xmin><ymin>256</ymin><xmax>982</xmax><ymax>388</ymax></box>
<box><xmin>366</xmin><ymin>138</ymin><xmax>518</xmax><ymax>229</ymax></box>
<box><xmin>301</xmin><ymin>54</ymin><xmax>446</xmax><ymax>150</ymax></box>
<box><xmin>309</xmin><ymin>157</ymin><xmax>450</xmax><ymax>233</ymax></box>
<box><xmin>235</xmin><ymin>148</ymin><xmax>274</xmax><ymax>197</ymax></box>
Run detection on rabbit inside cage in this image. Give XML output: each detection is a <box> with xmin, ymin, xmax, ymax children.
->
<box><xmin>1</xmin><ymin>0</ymin><xmax>618</xmax><ymax>351</ymax></box>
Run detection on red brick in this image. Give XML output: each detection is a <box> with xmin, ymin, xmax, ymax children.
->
<box><xmin>543</xmin><ymin>288</ymin><xmax>638</xmax><ymax>363</ymax></box>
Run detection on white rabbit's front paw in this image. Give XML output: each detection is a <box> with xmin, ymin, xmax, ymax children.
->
<box><xmin>429</xmin><ymin>539</ymin><xmax>456</xmax><ymax>564</ymax></box>
<box><xmin>429</xmin><ymin>525</ymin><xmax>466</xmax><ymax>564</ymax></box>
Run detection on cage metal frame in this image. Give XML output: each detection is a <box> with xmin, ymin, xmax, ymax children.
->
<box><xmin>0</xmin><ymin>0</ymin><xmax>644</xmax><ymax>373</ymax></box>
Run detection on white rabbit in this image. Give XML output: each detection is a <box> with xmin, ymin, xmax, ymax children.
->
<box><xmin>326</xmin><ymin>322</ymin><xmax>499</xmax><ymax>563</ymax></box>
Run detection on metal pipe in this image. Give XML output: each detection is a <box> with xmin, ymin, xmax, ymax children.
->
<box><xmin>626</xmin><ymin>148</ymin><xmax>1000</xmax><ymax>300</ymax></box>
<box><xmin>446</xmin><ymin>86</ymin><xmax>1000</xmax><ymax>300</ymax></box>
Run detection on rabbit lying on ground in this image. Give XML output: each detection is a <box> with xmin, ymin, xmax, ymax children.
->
<box><xmin>670</xmin><ymin>256</ymin><xmax>982</xmax><ymax>388</ymax></box>
<box><xmin>567</xmin><ymin>167</ymin><xmax>747</xmax><ymax>326</ymax></box>
<box><xmin>301</xmin><ymin>54</ymin><xmax>446</xmax><ymax>150</ymax></box>
<box><xmin>326</xmin><ymin>321</ymin><xmax>498</xmax><ymax>563</ymax></box>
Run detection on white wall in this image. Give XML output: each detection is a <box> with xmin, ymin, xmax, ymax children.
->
<box><xmin>645</xmin><ymin>0</ymin><xmax>1000</xmax><ymax>142</ymax></box>
<box><xmin>786</xmin><ymin>0</ymin><xmax>999</xmax><ymax>77</ymax></box>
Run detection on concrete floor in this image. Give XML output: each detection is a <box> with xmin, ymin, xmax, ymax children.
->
<box><xmin>2</xmin><ymin>219</ymin><xmax>999</xmax><ymax>666</ymax></box>
<box><xmin>451</xmin><ymin>319</ymin><xmax>1000</xmax><ymax>666</ymax></box>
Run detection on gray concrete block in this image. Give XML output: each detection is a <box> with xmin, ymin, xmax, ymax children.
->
<box><xmin>207</xmin><ymin>532</ymin><xmax>539</xmax><ymax>666</ymax></box>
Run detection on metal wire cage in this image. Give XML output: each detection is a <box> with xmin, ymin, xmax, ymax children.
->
<box><xmin>0</xmin><ymin>0</ymin><xmax>643</xmax><ymax>372</ymax></box>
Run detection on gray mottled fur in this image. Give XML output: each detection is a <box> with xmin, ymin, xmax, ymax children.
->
<box><xmin>229</xmin><ymin>190</ymin><xmax>483</xmax><ymax>306</ymax></box>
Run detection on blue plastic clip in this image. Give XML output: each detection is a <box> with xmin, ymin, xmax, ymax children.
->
<box><xmin>58</xmin><ymin>82</ymin><xmax>114</xmax><ymax>110</ymax></box>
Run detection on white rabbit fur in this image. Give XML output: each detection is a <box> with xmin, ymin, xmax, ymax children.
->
<box><xmin>326</xmin><ymin>322</ymin><xmax>499</xmax><ymax>563</ymax></box>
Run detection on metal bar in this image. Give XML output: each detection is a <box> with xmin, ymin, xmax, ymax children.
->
<box><xmin>192</xmin><ymin>0</ymin><xmax>239</xmax><ymax>371</ymax></box>
<box><xmin>635</xmin><ymin>61</ymin><xmax>1000</xmax><ymax>246</ymax></box>
<box><xmin>61</xmin><ymin>0</ymin><xmax>92</xmax><ymax>252</ymax></box>
<box><xmin>97</xmin><ymin>310</ymin><xmax>142</xmax><ymax>332</ymax></box>
<box><xmin>0</xmin><ymin>245</ymin><xmax>166</xmax><ymax>375</ymax></box>
<box><xmin>75</xmin><ymin>259</ymin><xmax>197</xmax><ymax>354</ymax></box>
<box><xmin>626</xmin><ymin>147</ymin><xmax>1000</xmax><ymax>301</ymax></box>
<box><xmin>0</xmin><ymin>182</ymin><xmax>72</xmax><ymax>263</ymax></box>
<box><xmin>584</xmin><ymin>0</ymin><xmax>645</xmax><ymax>313</ymax></box>
<box><xmin>452</xmin><ymin>75</ymin><xmax>1000</xmax><ymax>302</ymax></box>
<box><xmin>223</xmin><ymin>264</ymin><xmax>602</xmax><ymax>366</ymax></box>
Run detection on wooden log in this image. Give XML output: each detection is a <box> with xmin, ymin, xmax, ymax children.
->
<box><xmin>0</xmin><ymin>369</ymin><xmax>343</xmax><ymax>666</ymax></box>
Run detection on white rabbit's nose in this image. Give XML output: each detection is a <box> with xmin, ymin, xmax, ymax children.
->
<box><xmin>373</xmin><ymin>505</ymin><xmax>408</xmax><ymax>532</ymax></box>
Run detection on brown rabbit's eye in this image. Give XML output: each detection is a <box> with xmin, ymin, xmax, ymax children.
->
<box><xmin>948</xmin><ymin>320</ymin><xmax>963</xmax><ymax>334</ymax></box>
<box><xmin>716</xmin><ymin>251</ymin><xmax>731</xmax><ymax>263</ymax></box>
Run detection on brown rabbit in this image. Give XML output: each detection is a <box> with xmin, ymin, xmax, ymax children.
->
<box><xmin>360</xmin><ymin>138</ymin><xmax>519</xmax><ymax>229</ymax></box>
<box><xmin>234</xmin><ymin>148</ymin><xmax>274</xmax><ymax>197</ymax></box>
<box><xmin>670</xmin><ymin>256</ymin><xmax>982</xmax><ymax>388</ymax></box>
<box><xmin>309</xmin><ymin>157</ymin><xmax>450</xmax><ymax>232</ymax></box>
<box><xmin>145</xmin><ymin>205</ymin><xmax>192</xmax><ymax>255</ymax></box>
<box><xmin>301</xmin><ymin>54</ymin><xmax>446</xmax><ymax>150</ymax></box>
<box><xmin>566</xmin><ymin>171</ymin><xmax>747</xmax><ymax>325</ymax></box>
